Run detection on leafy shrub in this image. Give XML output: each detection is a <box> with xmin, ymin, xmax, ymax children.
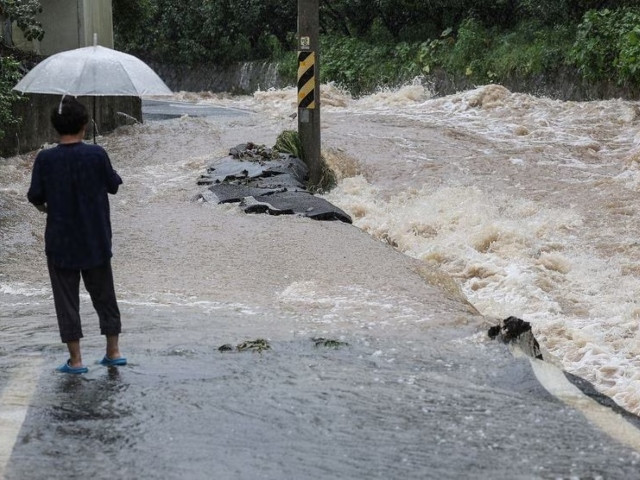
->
<box><xmin>275</xmin><ymin>50</ymin><xmax>297</xmax><ymax>85</ymax></box>
<box><xmin>486</xmin><ymin>22</ymin><xmax>574</xmax><ymax>79</ymax></box>
<box><xmin>445</xmin><ymin>18</ymin><xmax>493</xmax><ymax>80</ymax></box>
<box><xmin>415</xmin><ymin>19</ymin><xmax>573</xmax><ymax>83</ymax></box>
<box><xmin>320</xmin><ymin>35</ymin><xmax>421</xmax><ymax>95</ymax></box>
<box><xmin>416</xmin><ymin>28</ymin><xmax>455</xmax><ymax>74</ymax></box>
<box><xmin>274</xmin><ymin>129</ymin><xmax>304</xmax><ymax>159</ymax></box>
<box><xmin>614</xmin><ymin>10</ymin><xmax>640</xmax><ymax>82</ymax></box>
<box><xmin>0</xmin><ymin>56</ymin><xmax>23</xmax><ymax>141</ymax></box>
<box><xmin>570</xmin><ymin>8</ymin><xmax>640</xmax><ymax>83</ymax></box>
<box><xmin>0</xmin><ymin>0</ymin><xmax>44</xmax><ymax>41</ymax></box>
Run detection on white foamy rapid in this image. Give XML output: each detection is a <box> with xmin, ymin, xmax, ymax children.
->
<box><xmin>234</xmin><ymin>82</ymin><xmax>640</xmax><ymax>414</ymax></box>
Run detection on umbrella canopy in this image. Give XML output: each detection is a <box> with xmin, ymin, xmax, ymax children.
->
<box><xmin>13</xmin><ymin>45</ymin><xmax>172</xmax><ymax>96</ymax></box>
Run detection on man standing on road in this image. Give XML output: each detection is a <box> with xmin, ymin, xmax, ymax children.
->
<box><xmin>27</xmin><ymin>96</ymin><xmax>127</xmax><ymax>374</ymax></box>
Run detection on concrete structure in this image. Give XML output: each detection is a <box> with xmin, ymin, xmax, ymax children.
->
<box><xmin>0</xmin><ymin>94</ymin><xmax>141</xmax><ymax>157</ymax></box>
<box><xmin>0</xmin><ymin>0</ymin><xmax>144</xmax><ymax>157</ymax></box>
<box><xmin>10</xmin><ymin>0</ymin><xmax>113</xmax><ymax>54</ymax></box>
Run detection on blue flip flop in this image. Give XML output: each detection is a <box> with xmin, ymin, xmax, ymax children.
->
<box><xmin>56</xmin><ymin>360</ymin><xmax>89</xmax><ymax>374</ymax></box>
<box><xmin>99</xmin><ymin>355</ymin><xmax>127</xmax><ymax>367</ymax></box>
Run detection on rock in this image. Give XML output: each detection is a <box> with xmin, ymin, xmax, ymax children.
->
<box><xmin>488</xmin><ymin>316</ymin><xmax>543</xmax><ymax>360</ymax></box>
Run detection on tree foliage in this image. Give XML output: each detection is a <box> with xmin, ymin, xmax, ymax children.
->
<box><xmin>0</xmin><ymin>0</ymin><xmax>43</xmax><ymax>42</ymax></box>
<box><xmin>0</xmin><ymin>55</ymin><xmax>22</xmax><ymax>140</ymax></box>
<box><xmin>113</xmin><ymin>0</ymin><xmax>296</xmax><ymax>64</ymax></box>
<box><xmin>570</xmin><ymin>7</ymin><xmax>640</xmax><ymax>84</ymax></box>
<box><xmin>0</xmin><ymin>0</ymin><xmax>41</xmax><ymax>142</ymax></box>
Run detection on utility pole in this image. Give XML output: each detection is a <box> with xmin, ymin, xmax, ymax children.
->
<box><xmin>297</xmin><ymin>0</ymin><xmax>321</xmax><ymax>186</ymax></box>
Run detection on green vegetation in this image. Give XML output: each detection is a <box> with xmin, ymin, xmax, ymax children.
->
<box><xmin>0</xmin><ymin>0</ymin><xmax>42</xmax><ymax>142</ymax></box>
<box><xmin>321</xmin><ymin>36</ymin><xmax>419</xmax><ymax>95</ymax></box>
<box><xmin>417</xmin><ymin>19</ymin><xmax>576</xmax><ymax>84</ymax></box>
<box><xmin>569</xmin><ymin>8</ymin><xmax>640</xmax><ymax>84</ymax></box>
<box><xmin>112</xmin><ymin>0</ymin><xmax>296</xmax><ymax>65</ymax></box>
<box><xmin>0</xmin><ymin>0</ymin><xmax>44</xmax><ymax>42</ymax></box>
<box><xmin>109</xmin><ymin>1</ymin><xmax>640</xmax><ymax>96</ymax></box>
<box><xmin>273</xmin><ymin>129</ymin><xmax>336</xmax><ymax>192</ymax></box>
<box><xmin>274</xmin><ymin>129</ymin><xmax>304</xmax><ymax>159</ymax></box>
<box><xmin>0</xmin><ymin>55</ymin><xmax>23</xmax><ymax>140</ymax></box>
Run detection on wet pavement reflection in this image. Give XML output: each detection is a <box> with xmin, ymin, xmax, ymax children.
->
<box><xmin>3</xmin><ymin>306</ymin><xmax>640</xmax><ymax>479</ymax></box>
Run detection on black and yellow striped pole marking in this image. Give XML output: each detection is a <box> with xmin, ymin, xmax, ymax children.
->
<box><xmin>298</xmin><ymin>0</ymin><xmax>321</xmax><ymax>186</ymax></box>
<box><xmin>298</xmin><ymin>51</ymin><xmax>316</xmax><ymax>109</ymax></box>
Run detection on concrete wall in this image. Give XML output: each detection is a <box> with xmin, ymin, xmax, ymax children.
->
<box><xmin>0</xmin><ymin>94</ymin><xmax>141</xmax><ymax>157</ymax></box>
<box><xmin>77</xmin><ymin>0</ymin><xmax>114</xmax><ymax>50</ymax></box>
<box><xmin>148</xmin><ymin>60</ymin><xmax>286</xmax><ymax>94</ymax></box>
<box><xmin>10</xmin><ymin>0</ymin><xmax>113</xmax><ymax>54</ymax></box>
<box><xmin>151</xmin><ymin>59</ymin><xmax>640</xmax><ymax>101</ymax></box>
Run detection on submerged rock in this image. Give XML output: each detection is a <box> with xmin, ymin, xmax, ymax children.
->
<box><xmin>488</xmin><ymin>316</ymin><xmax>543</xmax><ymax>360</ymax></box>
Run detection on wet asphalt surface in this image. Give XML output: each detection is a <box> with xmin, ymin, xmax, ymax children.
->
<box><xmin>4</xmin><ymin>314</ymin><xmax>640</xmax><ymax>480</ymax></box>
<box><xmin>141</xmin><ymin>99</ymin><xmax>252</xmax><ymax>121</ymax></box>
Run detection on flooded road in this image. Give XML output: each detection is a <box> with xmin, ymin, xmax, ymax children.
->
<box><xmin>2</xmin><ymin>86</ymin><xmax>640</xmax><ymax>478</ymax></box>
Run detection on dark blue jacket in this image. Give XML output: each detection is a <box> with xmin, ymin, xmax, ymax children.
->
<box><xmin>27</xmin><ymin>142</ymin><xmax>122</xmax><ymax>269</ymax></box>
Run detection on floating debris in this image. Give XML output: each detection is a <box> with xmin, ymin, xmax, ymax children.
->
<box><xmin>218</xmin><ymin>344</ymin><xmax>234</xmax><ymax>352</ymax></box>
<box><xmin>229</xmin><ymin>142</ymin><xmax>275</xmax><ymax>161</ymax></box>
<box><xmin>236</xmin><ymin>338</ymin><xmax>271</xmax><ymax>353</ymax></box>
<box><xmin>312</xmin><ymin>337</ymin><xmax>349</xmax><ymax>349</ymax></box>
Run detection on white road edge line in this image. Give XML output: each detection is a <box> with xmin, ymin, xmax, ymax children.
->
<box><xmin>528</xmin><ymin>356</ymin><xmax>640</xmax><ymax>453</ymax></box>
<box><xmin>0</xmin><ymin>356</ymin><xmax>43</xmax><ymax>479</ymax></box>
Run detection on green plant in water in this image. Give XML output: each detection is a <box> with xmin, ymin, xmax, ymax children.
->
<box><xmin>236</xmin><ymin>338</ymin><xmax>271</xmax><ymax>353</ymax></box>
<box><xmin>273</xmin><ymin>130</ymin><xmax>338</xmax><ymax>193</ymax></box>
<box><xmin>274</xmin><ymin>129</ymin><xmax>304</xmax><ymax>159</ymax></box>
<box><xmin>309</xmin><ymin>158</ymin><xmax>337</xmax><ymax>194</ymax></box>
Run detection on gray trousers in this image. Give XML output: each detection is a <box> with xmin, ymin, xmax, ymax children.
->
<box><xmin>47</xmin><ymin>258</ymin><xmax>121</xmax><ymax>343</ymax></box>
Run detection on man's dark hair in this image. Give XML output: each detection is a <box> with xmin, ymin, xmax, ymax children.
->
<box><xmin>51</xmin><ymin>97</ymin><xmax>89</xmax><ymax>135</ymax></box>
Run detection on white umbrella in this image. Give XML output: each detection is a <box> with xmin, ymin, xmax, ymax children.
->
<box><xmin>13</xmin><ymin>45</ymin><xmax>171</xmax><ymax>96</ymax></box>
<box><xmin>13</xmin><ymin>42</ymin><xmax>171</xmax><ymax>141</ymax></box>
